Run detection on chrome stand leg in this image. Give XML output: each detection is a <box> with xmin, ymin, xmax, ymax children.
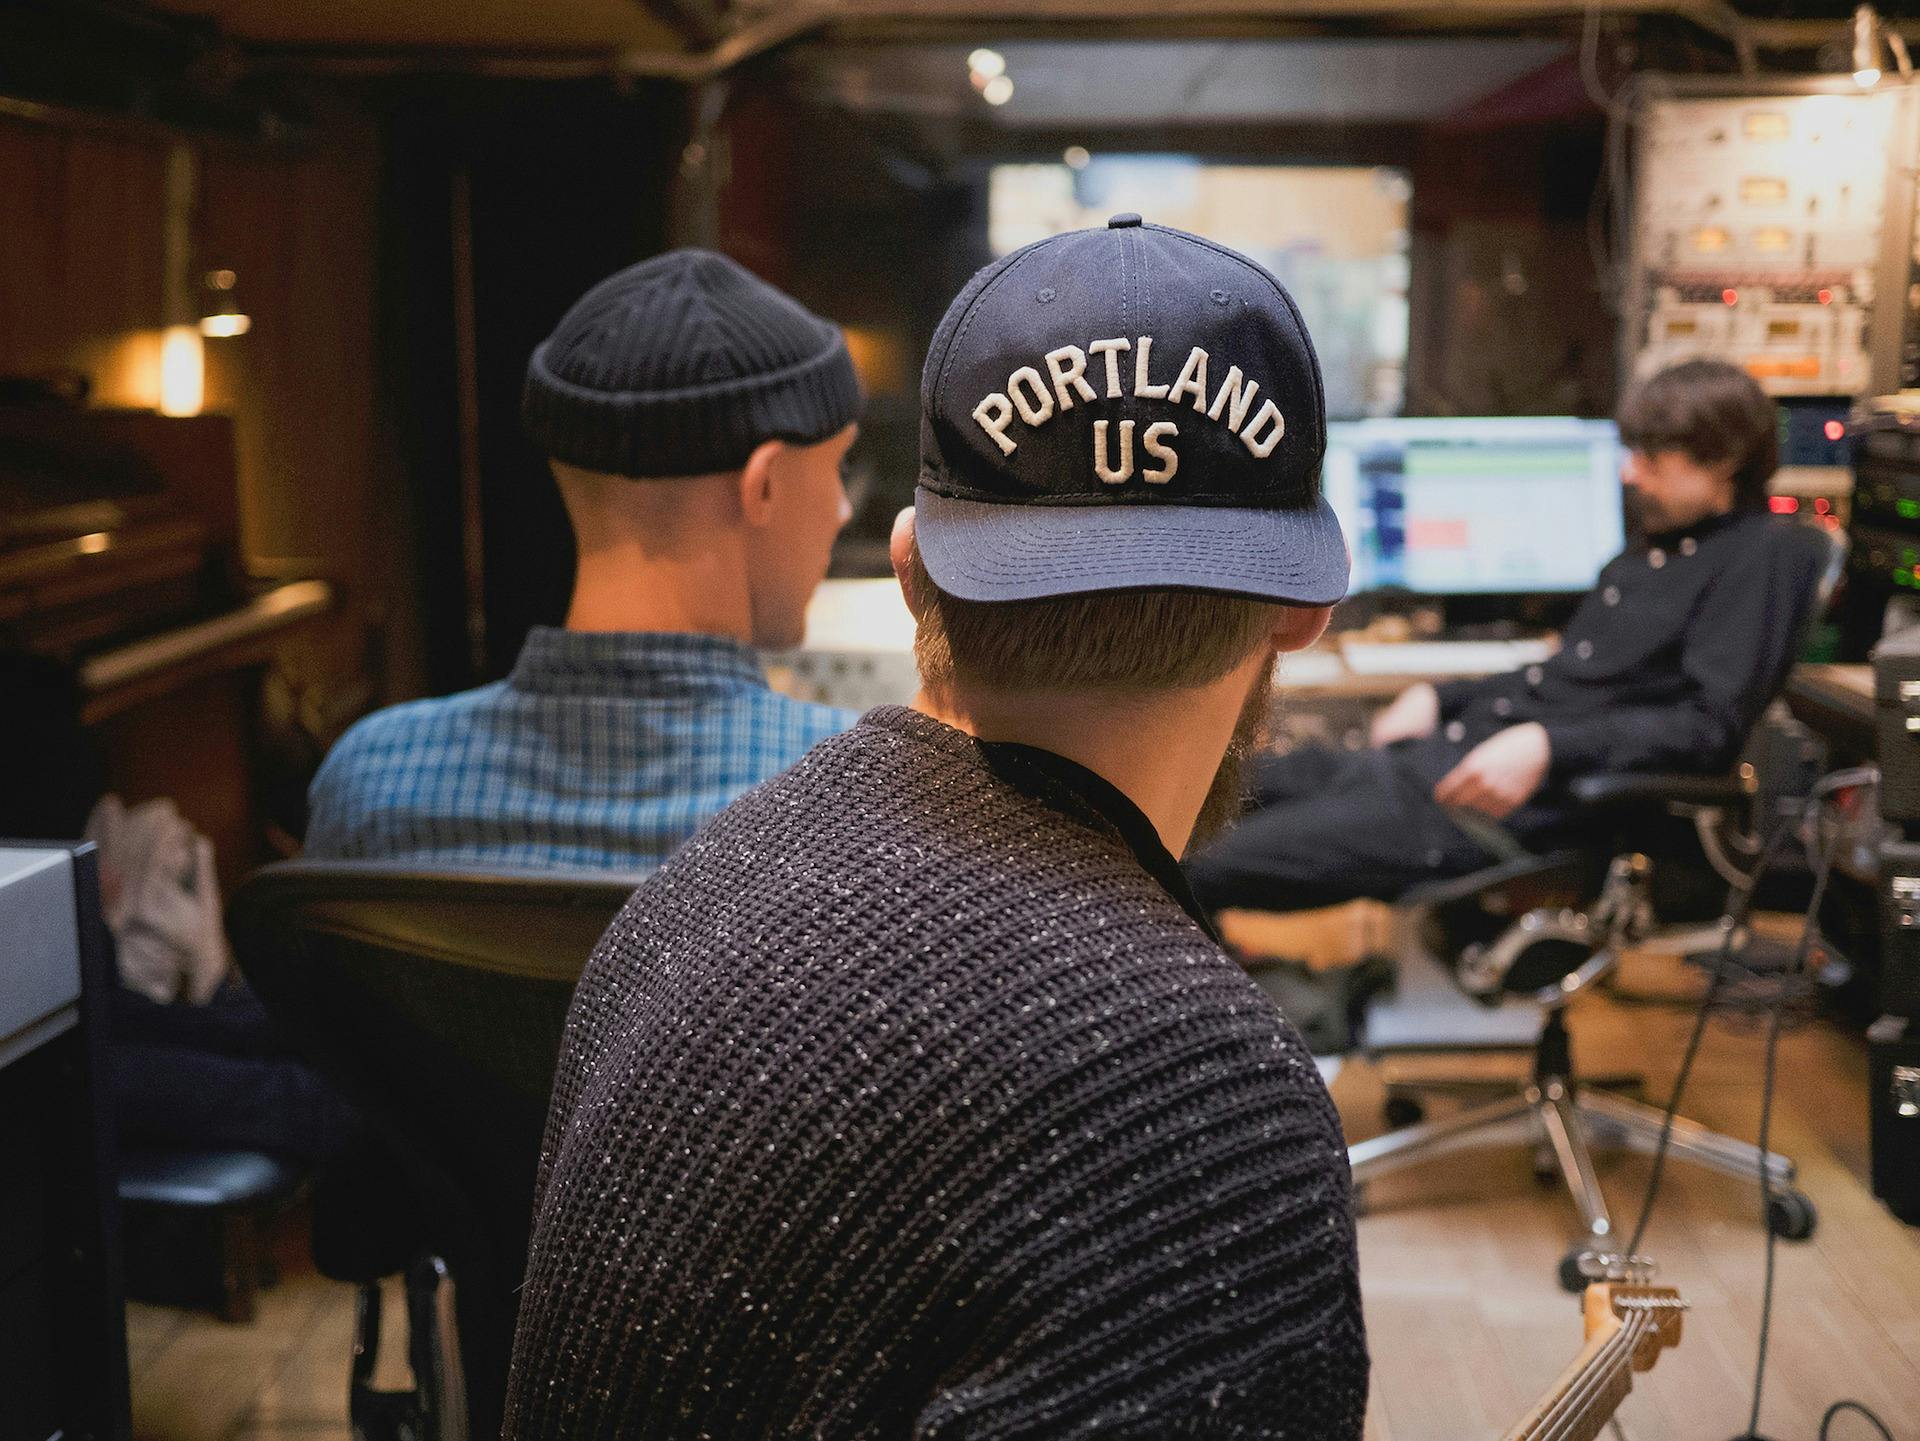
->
<box><xmin>1538</xmin><ymin>1081</ymin><xmax>1614</xmax><ymax>1243</ymax></box>
<box><xmin>1579</xmin><ymin>1087</ymin><xmax>1795</xmax><ymax>1185</ymax></box>
<box><xmin>1350</xmin><ymin>1092</ymin><xmax>1536</xmax><ymax>1181</ymax></box>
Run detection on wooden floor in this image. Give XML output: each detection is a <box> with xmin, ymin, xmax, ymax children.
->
<box><xmin>128</xmin><ymin>937</ymin><xmax>1920</xmax><ymax>1441</ymax></box>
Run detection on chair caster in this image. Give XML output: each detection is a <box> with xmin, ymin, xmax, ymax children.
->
<box><xmin>1383</xmin><ymin>1095</ymin><xmax>1425</xmax><ymax>1129</ymax></box>
<box><xmin>1767</xmin><ymin>1188</ymin><xmax>1817</xmax><ymax>1241</ymax></box>
<box><xmin>1558</xmin><ymin>1247</ymin><xmax>1595</xmax><ymax>1294</ymax></box>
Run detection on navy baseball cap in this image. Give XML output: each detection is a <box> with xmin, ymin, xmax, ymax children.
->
<box><xmin>915</xmin><ymin>214</ymin><xmax>1349</xmax><ymax>606</ymax></box>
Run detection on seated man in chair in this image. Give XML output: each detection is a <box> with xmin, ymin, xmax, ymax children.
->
<box><xmin>1187</xmin><ymin>358</ymin><xmax>1826</xmax><ymax>915</ymax></box>
<box><xmin>306</xmin><ymin>250</ymin><xmax>862</xmax><ymax>870</ymax></box>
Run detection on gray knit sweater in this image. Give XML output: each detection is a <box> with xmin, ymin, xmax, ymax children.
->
<box><xmin>504</xmin><ymin>706</ymin><xmax>1367</xmax><ymax>1439</ymax></box>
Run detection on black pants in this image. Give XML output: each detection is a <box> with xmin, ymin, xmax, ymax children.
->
<box><xmin>1187</xmin><ymin>738</ymin><xmax>1567</xmax><ymax>914</ymax></box>
<box><xmin>109</xmin><ymin>981</ymin><xmax>360</xmax><ymax>1165</ymax></box>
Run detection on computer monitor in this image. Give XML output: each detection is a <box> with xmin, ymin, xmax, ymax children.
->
<box><xmin>1323</xmin><ymin>417</ymin><xmax>1624</xmax><ymax>595</ymax></box>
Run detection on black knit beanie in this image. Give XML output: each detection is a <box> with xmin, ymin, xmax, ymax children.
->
<box><xmin>522</xmin><ymin>249</ymin><xmax>862</xmax><ymax>478</ymax></box>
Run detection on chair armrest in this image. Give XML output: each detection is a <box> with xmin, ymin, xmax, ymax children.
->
<box><xmin>1565</xmin><ymin>771</ymin><xmax>1750</xmax><ymax>811</ymax></box>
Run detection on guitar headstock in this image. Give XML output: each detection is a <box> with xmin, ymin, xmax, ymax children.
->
<box><xmin>1503</xmin><ymin>1267</ymin><xmax>1690</xmax><ymax>1441</ymax></box>
<box><xmin>1584</xmin><ymin>1283</ymin><xmax>1686</xmax><ymax>1371</ymax></box>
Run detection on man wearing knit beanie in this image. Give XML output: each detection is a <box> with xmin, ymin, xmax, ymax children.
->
<box><xmin>306</xmin><ymin>249</ymin><xmax>862</xmax><ymax>871</ymax></box>
<box><xmin>508</xmin><ymin>218</ymin><xmax>1366</xmax><ymax>1438</ymax></box>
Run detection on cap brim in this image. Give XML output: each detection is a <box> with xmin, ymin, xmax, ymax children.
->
<box><xmin>913</xmin><ymin>488</ymin><xmax>1350</xmax><ymax>606</ymax></box>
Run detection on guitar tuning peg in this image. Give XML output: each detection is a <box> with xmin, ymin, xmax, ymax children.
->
<box><xmin>1578</xmin><ymin>1250</ymin><xmax>1658</xmax><ymax>1283</ymax></box>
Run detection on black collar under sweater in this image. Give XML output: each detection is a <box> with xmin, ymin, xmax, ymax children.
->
<box><xmin>862</xmin><ymin>706</ymin><xmax>1218</xmax><ymax>939</ymax></box>
<box><xmin>967</xmin><ymin>730</ymin><xmax>1222</xmax><ymax>943</ymax></box>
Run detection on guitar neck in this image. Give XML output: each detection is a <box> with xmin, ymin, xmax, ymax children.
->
<box><xmin>1499</xmin><ymin>1281</ymin><xmax>1685</xmax><ymax>1441</ymax></box>
<box><xmin>1499</xmin><ymin>1325</ymin><xmax>1638</xmax><ymax>1441</ymax></box>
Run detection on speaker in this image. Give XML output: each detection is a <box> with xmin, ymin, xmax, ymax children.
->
<box><xmin>1873</xmin><ymin>626</ymin><xmax>1920</xmax><ymax>822</ymax></box>
<box><xmin>1878</xmin><ymin>842</ymin><xmax>1920</xmax><ymax>1016</ymax></box>
<box><xmin>1869</xmin><ymin>1015</ymin><xmax>1920</xmax><ymax>1227</ymax></box>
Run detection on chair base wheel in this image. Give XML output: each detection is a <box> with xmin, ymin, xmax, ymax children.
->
<box><xmin>1383</xmin><ymin>1095</ymin><xmax>1425</xmax><ymax>1129</ymax></box>
<box><xmin>1767</xmin><ymin>1188</ymin><xmax>1817</xmax><ymax>1241</ymax></box>
<box><xmin>1558</xmin><ymin>1248</ymin><xmax>1593</xmax><ymax>1294</ymax></box>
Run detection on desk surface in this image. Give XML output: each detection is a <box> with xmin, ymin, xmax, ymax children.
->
<box><xmin>1791</xmin><ymin>662</ymin><xmax>1873</xmax><ymax>704</ymax></box>
<box><xmin>1784</xmin><ymin>663</ymin><xmax>1875</xmax><ymax>762</ymax></box>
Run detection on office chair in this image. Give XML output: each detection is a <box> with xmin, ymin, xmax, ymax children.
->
<box><xmin>1349</xmin><ymin>520</ymin><xmax>1844</xmax><ymax>1291</ymax></box>
<box><xmin>227</xmin><ymin>860</ymin><xmax>641</xmax><ymax>1441</ymax></box>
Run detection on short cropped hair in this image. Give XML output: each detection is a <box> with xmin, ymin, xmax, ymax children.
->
<box><xmin>903</xmin><ymin>540</ymin><xmax>1276</xmax><ymax>695</ymax></box>
<box><xmin>1617</xmin><ymin>358</ymin><xmax>1779</xmax><ymax>509</ymax></box>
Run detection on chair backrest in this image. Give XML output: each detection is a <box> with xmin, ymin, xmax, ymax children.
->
<box><xmin>1780</xmin><ymin>517</ymin><xmax>1849</xmax><ymax>681</ymax></box>
<box><xmin>228</xmin><ymin>859</ymin><xmax>640</xmax><ymax>1441</ymax></box>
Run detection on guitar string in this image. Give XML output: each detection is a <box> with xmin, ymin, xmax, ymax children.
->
<box><xmin>1529</xmin><ymin>1313</ymin><xmax>1644</xmax><ymax>1441</ymax></box>
<box><xmin>1532</xmin><ymin>1312</ymin><xmax>1654</xmax><ymax>1441</ymax></box>
<box><xmin>1543</xmin><ymin>1302</ymin><xmax>1680</xmax><ymax>1441</ymax></box>
<box><xmin>1531</xmin><ymin>1309</ymin><xmax>1661</xmax><ymax>1441</ymax></box>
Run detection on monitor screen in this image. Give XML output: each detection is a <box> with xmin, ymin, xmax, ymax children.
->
<box><xmin>1323</xmin><ymin>417</ymin><xmax>1624</xmax><ymax>595</ymax></box>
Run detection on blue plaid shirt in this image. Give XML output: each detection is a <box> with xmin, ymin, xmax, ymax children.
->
<box><xmin>305</xmin><ymin>628</ymin><xmax>856</xmax><ymax>872</ymax></box>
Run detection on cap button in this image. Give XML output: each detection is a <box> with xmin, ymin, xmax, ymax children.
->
<box><xmin>1107</xmin><ymin>212</ymin><xmax>1143</xmax><ymax>228</ymax></box>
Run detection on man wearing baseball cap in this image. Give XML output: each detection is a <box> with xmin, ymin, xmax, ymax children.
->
<box><xmin>505</xmin><ymin>216</ymin><xmax>1367</xmax><ymax>1439</ymax></box>
<box><xmin>306</xmin><ymin>249</ymin><xmax>862</xmax><ymax>870</ymax></box>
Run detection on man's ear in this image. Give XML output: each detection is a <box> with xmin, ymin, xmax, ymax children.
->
<box><xmin>889</xmin><ymin>506</ymin><xmax>927</xmax><ymax>621</ymax></box>
<box><xmin>738</xmin><ymin>439</ymin><xmax>786</xmax><ymax>527</ymax></box>
<box><xmin>1271</xmin><ymin>603</ymin><xmax>1332</xmax><ymax>653</ymax></box>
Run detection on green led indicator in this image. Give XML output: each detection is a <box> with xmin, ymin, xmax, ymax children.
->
<box><xmin>1898</xmin><ymin>499</ymin><xmax>1920</xmax><ymax>519</ymax></box>
<box><xmin>1898</xmin><ymin>569</ymin><xmax>1913</xmax><ymax>586</ymax></box>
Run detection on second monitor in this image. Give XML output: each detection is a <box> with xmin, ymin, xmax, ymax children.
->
<box><xmin>1324</xmin><ymin>417</ymin><xmax>1625</xmax><ymax>596</ymax></box>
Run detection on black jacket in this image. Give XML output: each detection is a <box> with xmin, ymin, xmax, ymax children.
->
<box><xmin>1433</xmin><ymin>510</ymin><xmax>1827</xmax><ymax>778</ymax></box>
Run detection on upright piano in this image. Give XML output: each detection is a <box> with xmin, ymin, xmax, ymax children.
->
<box><xmin>1</xmin><ymin>404</ymin><xmax>339</xmax><ymax>878</ymax></box>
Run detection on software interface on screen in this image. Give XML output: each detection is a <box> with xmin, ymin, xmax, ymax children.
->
<box><xmin>1322</xmin><ymin>417</ymin><xmax>1624</xmax><ymax>595</ymax></box>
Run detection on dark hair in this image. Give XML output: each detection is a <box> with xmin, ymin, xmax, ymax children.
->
<box><xmin>1616</xmin><ymin>358</ymin><xmax>1779</xmax><ymax>509</ymax></box>
<box><xmin>901</xmin><ymin>541</ymin><xmax>1275</xmax><ymax>696</ymax></box>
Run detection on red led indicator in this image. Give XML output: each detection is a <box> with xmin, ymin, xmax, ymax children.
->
<box><xmin>1814</xmin><ymin>497</ymin><xmax>1833</xmax><ymax>514</ymax></box>
<box><xmin>1768</xmin><ymin>495</ymin><xmax>1799</xmax><ymax>513</ymax></box>
<box><xmin>1721</xmin><ymin>288</ymin><xmax>1739</xmax><ymax>305</ymax></box>
<box><xmin>1824</xmin><ymin>419</ymin><xmax>1846</xmax><ymax>441</ymax></box>
<box><xmin>1818</xmin><ymin>287</ymin><xmax>1834</xmax><ymax>304</ymax></box>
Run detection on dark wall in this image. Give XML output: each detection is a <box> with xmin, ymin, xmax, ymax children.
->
<box><xmin>716</xmin><ymin>86</ymin><xmax>979</xmax><ymax>572</ymax></box>
<box><xmin>376</xmin><ymin>78</ymin><xmax>687</xmax><ymax>689</ymax></box>
<box><xmin>1405</xmin><ymin>119</ymin><xmax>1614</xmax><ymax>417</ymax></box>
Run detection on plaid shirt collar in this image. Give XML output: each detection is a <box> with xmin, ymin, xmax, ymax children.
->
<box><xmin>508</xmin><ymin>626</ymin><xmax>768</xmax><ymax>699</ymax></box>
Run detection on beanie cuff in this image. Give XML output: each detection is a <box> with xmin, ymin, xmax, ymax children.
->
<box><xmin>522</xmin><ymin>332</ymin><xmax>861</xmax><ymax>478</ymax></box>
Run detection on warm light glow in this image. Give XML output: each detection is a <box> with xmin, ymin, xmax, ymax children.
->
<box><xmin>77</xmin><ymin>532</ymin><xmax>111</xmax><ymax>555</ymax></box>
<box><xmin>840</xmin><ymin>326</ymin><xmax>910</xmax><ymax>394</ymax></box>
<box><xmin>199</xmin><ymin>267</ymin><xmax>249</xmax><ymax>338</ymax></box>
<box><xmin>967</xmin><ymin>48</ymin><xmax>1005</xmax><ymax>80</ymax></box>
<box><xmin>1063</xmin><ymin>145</ymin><xmax>1091</xmax><ymax>170</ymax></box>
<box><xmin>982</xmin><ymin>74</ymin><xmax>1014</xmax><ymax>106</ymax></box>
<box><xmin>159</xmin><ymin>325</ymin><xmax>204</xmax><ymax>417</ymax></box>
